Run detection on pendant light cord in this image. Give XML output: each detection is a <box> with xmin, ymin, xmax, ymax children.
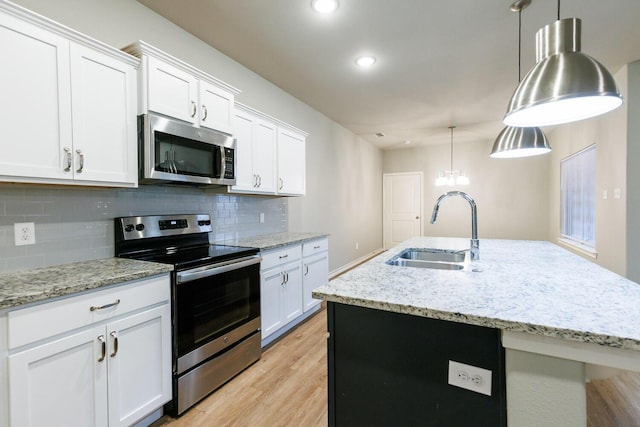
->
<box><xmin>557</xmin><ymin>0</ymin><xmax>560</xmax><ymax>20</ymax></box>
<box><xmin>449</xmin><ymin>126</ymin><xmax>455</xmax><ymax>171</ymax></box>
<box><xmin>518</xmin><ymin>8</ymin><xmax>522</xmax><ymax>82</ymax></box>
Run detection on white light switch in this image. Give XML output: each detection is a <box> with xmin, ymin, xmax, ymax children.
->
<box><xmin>614</xmin><ymin>188</ymin><xmax>621</xmax><ymax>199</ymax></box>
<box><xmin>602</xmin><ymin>190</ymin><xmax>608</xmax><ymax>200</ymax></box>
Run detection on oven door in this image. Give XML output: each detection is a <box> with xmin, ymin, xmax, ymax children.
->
<box><xmin>175</xmin><ymin>254</ymin><xmax>261</xmax><ymax>374</ymax></box>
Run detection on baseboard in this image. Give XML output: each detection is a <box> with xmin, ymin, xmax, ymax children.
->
<box><xmin>330</xmin><ymin>248</ymin><xmax>385</xmax><ymax>280</ymax></box>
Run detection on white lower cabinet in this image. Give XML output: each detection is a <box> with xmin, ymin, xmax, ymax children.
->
<box><xmin>302</xmin><ymin>238</ymin><xmax>329</xmax><ymax>313</ymax></box>
<box><xmin>6</xmin><ymin>275</ymin><xmax>171</xmax><ymax>427</ymax></box>
<box><xmin>260</xmin><ymin>238</ymin><xmax>328</xmax><ymax>347</ymax></box>
<box><xmin>260</xmin><ymin>245</ymin><xmax>303</xmax><ymax>342</ymax></box>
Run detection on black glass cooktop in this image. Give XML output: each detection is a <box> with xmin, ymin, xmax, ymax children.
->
<box><xmin>131</xmin><ymin>244</ymin><xmax>259</xmax><ymax>270</ymax></box>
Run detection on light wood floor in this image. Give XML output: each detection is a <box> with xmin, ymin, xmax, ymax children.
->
<box><xmin>151</xmin><ymin>307</ymin><xmax>328</xmax><ymax>427</ymax></box>
<box><xmin>587</xmin><ymin>372</ymin><xmax>640</xmax><ymax>427</ymax></box>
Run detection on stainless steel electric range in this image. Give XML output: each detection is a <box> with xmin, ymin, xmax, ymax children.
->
<box><xmin>114</xmin><ymin>214</ymin><xmax>262</xmax><ymax>415</ymax></box>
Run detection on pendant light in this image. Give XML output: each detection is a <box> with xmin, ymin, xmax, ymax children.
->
<box><xmin>503</xmin><ymin>0</ymin><xmax>623</xmax><ymax>127</ymax></box>
<box><xmin>435</xmin><ymin>126</ymin><xmax>469</xmax><ymax>186</ymax></box>
<box><xmin>491</xmin><ymin>0</ymin><xmax>551</xmax><ymax>158</ymax></box>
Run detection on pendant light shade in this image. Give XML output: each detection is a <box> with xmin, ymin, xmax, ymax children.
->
<box><xmin>490</xmin><ymin>126</ymin><xmax>550</xmax><ymax>158</ymax></box>
<box><xmin>504</xmin><ymin>18</ymin><xmax>623</xmax><ymax>127</ymax></box>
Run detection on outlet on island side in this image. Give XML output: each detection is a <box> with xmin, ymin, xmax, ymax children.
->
<box><xmin>447</xmin><ymin>360</ymin><xmax>492</xmax><ymax>396</ymax></box>
<box><xmin>14</xmin><ymin>222</ymin><xmax>36</xmax><ymax>246</ymax></box>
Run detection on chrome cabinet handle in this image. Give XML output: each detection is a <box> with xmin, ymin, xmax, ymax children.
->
<box><xmin>305</xmin><ymin>264</ymin><xmax>309</xmax><ymax>276</ymax></box>
<box><xmin>191</xmin><ymin>101</ymin><xmax>197</xmax><ymax>118</ymax></box>
<box><xmin>279</xmin><ymin>178</ymin><xmax>284</xmax><ymax>190</ymax></box>
<box><xmin>63</xmin><ymin>147</ymin><xmax>72</xmax><ymax>172</ymax></box>
<box><xmin>281</xmin><ymin>271</ymin><xmax>285</xmax><ymax>285</ymax></box>
<box><xmin>90</xmin><ymin>299</ymin><xmax>121</xmax><ymax>311</ymax></box>
<box><xmin>110</xmin><ymin>331</ymin><xmax>118</xmax><ymax>358</ymax></box>
<box><xmin>97</xmin><ymin>335</ymin><xmax>106</xmax><ymax>362</ymax></box>
<box><xmin>279</xmin><ymin>254</ymin><xmax>288</xmax><ymax>259</ymax></box>
<box><xmin>253</xmin><ymin>174</ymin><xmax>258</xmax><ymax>187</ymax></box>
<box><xmin>202</xmin><ymin>105</ymin><xmax>208</xmax><ymax>121</ymax></box>
<box><xmin>285</xmin><ymin>271</ymin><xmax>289</xmax><ymax>284</ymax></box>
<box><xmin>314</xmin><ymin>245</ymin><xmax>321</xmax><ymax>249</ymax></box>
<box><xmin>76</xmin><ymin>149</ymin><xmax>84</xmax><ymax>173</ymax></box>
<box><xmin>257</xmin><ymin>175</ymin><xmax>262</xmax><ymax>187</ymax></box>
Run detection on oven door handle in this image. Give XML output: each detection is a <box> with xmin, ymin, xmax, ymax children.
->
<box><xmin>176</xmin><ymin>254</ymin><xmax>262</xmax><ymax>284</ymax></box>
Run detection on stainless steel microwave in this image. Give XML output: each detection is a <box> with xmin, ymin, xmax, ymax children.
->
<box><xmin>138</xmin><ymin>113</ymin><xmax>236</xmax><ymax>186</ymax></box>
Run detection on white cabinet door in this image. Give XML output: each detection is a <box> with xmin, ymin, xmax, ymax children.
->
<box><xmin>70</xmin><ymin>44</ymin><xmax>137</xmax><ymax>186</ymax></box>
<box><xmin>146</xmin><ymin>56</ymin><xmax>198</xmax><ymax>124</ymax></box>
<box><xmin>8</xmin><ymin>326</ymin><xmax>109</xmax><ymax>427</ymax></box>
<box><xmin>303</xmin><ymin>252</ymin><xmax>329</xmax><ymax>312</ymax></box>
<box><xmin>277</xmin><ymin>128</ymin><xmax>306</xmax><ymax>196</ymax></box>
<box><xmin>260</xmin><ymin>268</ymin><xmax>286</xmax><ymax>339</ymax></box>
<box><xmin>199</xmin><ymin>81</ymin><xmax>234</xmax><ymax>134</ymax></box>
<box><xmin>282</xmin><ymin>261</ymin><xmax>303</xmax><ymax>324</ymax></box>
<box><xmin>253</xmin><ymin>118</ymin><xmax>277</xmax><ymax>194</ymax></box>
<box><xmin>0</xmin><ymin>13</ymin><xmax>72</xmax><ymax>181</ymax></box>
<box><xmin>230</xmin><ymin>110</ymin><xmax>277</xmax><ymax>195</ymax></box>
<box><xmin>107</xmin><ymin>304</ymin><xmax>171</xmax><ymax>427</ymax></box>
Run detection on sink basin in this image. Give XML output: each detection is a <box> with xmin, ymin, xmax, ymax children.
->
<box><xmin>386</xmin><ymin>248</ymin><xmax>469</xmax><ymax>270</ymax></box>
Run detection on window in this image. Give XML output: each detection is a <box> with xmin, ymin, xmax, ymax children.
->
<box><xmin>560</xmin><ymin>145</ymin><xmax>596</xmax><ymax>252</ymax></box>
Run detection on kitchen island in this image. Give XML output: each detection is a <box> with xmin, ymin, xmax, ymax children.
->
<box><xmin>313</xmin><ymin>237</ymin><xmax>640</xmax><ymax>426</ymax></box>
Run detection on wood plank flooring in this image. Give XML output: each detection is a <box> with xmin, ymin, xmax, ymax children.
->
<box><xmin>151</xmin><ymin>307</ymin><xmax>328</xmax><ymax>427</ymax></box>
<box><xmin>587</xmin><ymin>372</ymin><xmax>640</xmax><ymax>427</ymax></box>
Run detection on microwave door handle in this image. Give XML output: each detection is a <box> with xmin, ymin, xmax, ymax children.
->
<box><xmin>219</xmin><ymin>145</ymin><xmax>226</xmax><ymax>179</ymax></box>
<box><xmin>176</xmin><ymin>255</ymin><xmax>262</xmax><ymax>284</ymax></box>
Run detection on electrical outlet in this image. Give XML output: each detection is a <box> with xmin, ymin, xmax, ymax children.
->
<box><xmin>14</xmin><ymin>222</ymin><xmax>36</xmax><ymax>246</ymax></box>
<box><xmin>448</xmin><ymin>360</ymin><xmax>492</xmax><ymax>396</ymax></box>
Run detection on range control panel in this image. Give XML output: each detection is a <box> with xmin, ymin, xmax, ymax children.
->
<box><xmin>116</xmin><ymin>214</ymin><xmax>213</xmax><ymax>241</ymax></box>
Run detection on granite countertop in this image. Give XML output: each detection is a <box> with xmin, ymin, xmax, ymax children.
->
<box><xmin>313</xmin><ymin>236</ymin><xmax>640</xmax><ymax>352</ymax></box>
<box><xmin>0</xmin><ymin>258</ymin><xmax>173</xmax><ymax>311</ymax></box>
<box><xmin>218</xmin><ymin>232</ymin><xmax>328</xmax><ymax>250</ymax></box>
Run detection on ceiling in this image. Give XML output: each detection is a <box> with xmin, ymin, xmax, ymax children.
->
<box><xmin>138</xmin><ymin>0</ymin><xmax>640</xmax><ymax>150</ymax></box>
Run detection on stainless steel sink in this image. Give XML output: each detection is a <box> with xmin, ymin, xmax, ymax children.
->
<box><xmin>386</xmin><ymin>248</ymin><xmax>469</xmax><ymax>270</ymax></box>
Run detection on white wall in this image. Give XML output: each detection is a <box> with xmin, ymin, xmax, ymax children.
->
<box><xmin>383</xmin><ymin>138</ymin><xmax>550</xmax><ymax>241</ymax></box>
<box><xmin>547</xmin><ymin>65</ymin><xmax>630</xmax><ymax>277</ymax></box>
<box><xmin>11</xmin><ymin>0</ymin><xmax>384</xmax><ymax>272</ymax></box>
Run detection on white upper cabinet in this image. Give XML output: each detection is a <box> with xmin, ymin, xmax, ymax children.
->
<box><xmin>277</xmin><ymin>127</ymin><xmax>306</xmax><ymax>196</ymax></box>
<box><xmin>0</xmin><ymin>2</ymin><xmax>138</xmax><ymax>187</ymax></box>
<box><xmin>231</xmin><ymin>106</ymin><xmax>277</xmax><ymax>194</ymax></box>
<box><xmin>125</xmin><ymin>41</ymin><xmax>239</xmax><ymax>135</ymax></box>
<box><xmin>146</xmin><ymin>56</ymin><xmax>198</xmax><ymax>124</ymax></box>
<box><xmin>230</xmin><ymin>103</ymin><xmax>307</xmax><ymax>196</ymax></box>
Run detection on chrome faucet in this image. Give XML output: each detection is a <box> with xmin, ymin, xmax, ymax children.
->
<box><xmin>430</xmin><ymin>191</ymin><xmax>479</xmax><ymax>260</ymax></box>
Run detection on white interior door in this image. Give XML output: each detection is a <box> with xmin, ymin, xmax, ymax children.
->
<box><xmin>383</xmin><ymin>172</ymin><xmax>423</xmax><ymax>250</ymax></box>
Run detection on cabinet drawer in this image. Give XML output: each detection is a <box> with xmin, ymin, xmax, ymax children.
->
<box><xmin>261</xmin><ymin>244</ymin><xmax>302</xmax><ymax>271</ymax></box>
<box><xmin>303</xmin><ymin>237</ymin><xmax>328</xmax><ymax>257</ymax></box>
<box><xmin>8</xmin><ymin>274</ymin><xmax>170</xmax><ymax>349</ymax></box>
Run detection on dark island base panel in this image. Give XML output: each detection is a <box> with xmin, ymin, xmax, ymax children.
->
<box><xmin>327</xmin><ymin>302</ymin><xmax>507</xmax><ymax>427</ymax></box>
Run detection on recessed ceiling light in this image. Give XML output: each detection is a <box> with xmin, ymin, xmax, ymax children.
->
<box><xmin>355</xmin><ymin>56</ymin><xmax>376</xmax><ymax>68</ymax></box>
<box><xmin>311</xmin><ymin>0</ymin><xmax>339</xmax><ymax>14</ymax></box>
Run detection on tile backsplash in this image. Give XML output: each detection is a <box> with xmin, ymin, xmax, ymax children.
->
<box><xmin>0</xmin><ymin>185</ymin><xmax>287</xmax><ymax>273</ymax></box>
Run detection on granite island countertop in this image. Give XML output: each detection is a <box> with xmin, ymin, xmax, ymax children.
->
<box><xmin>313</xmin><ymin>236</ymin><xmax>640</xmax><ymax>352</ymax></box>
<box><xmin>217</xmin><ymin>232</ymin><xmax>328</xmax><ymax>251</ymax></box>
<box><xmin>0</xmin><ymin>258</ymin><xmax>174</xmax><ymax>311</ymax></box>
